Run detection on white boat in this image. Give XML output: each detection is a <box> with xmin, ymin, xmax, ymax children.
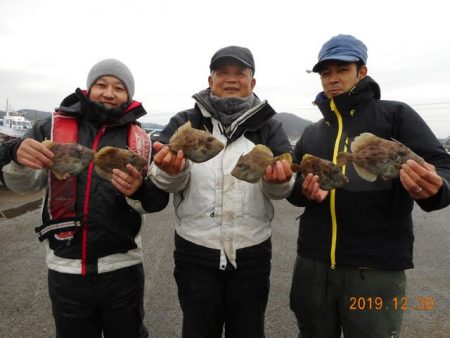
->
<box><xmin>0</xmin><ymin>101</ymin><xmax>32</xmax><ymax>139</ymax></box>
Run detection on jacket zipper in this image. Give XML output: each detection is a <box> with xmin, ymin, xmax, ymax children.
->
<box><xmin>342</xmin><ymin>137</ymin><xmax>349</xmax><ymax>175</ymax></box>
<box><xmin>81</xmin><ymin>126</ymin><xmax>106</xmax><ymax>275</ymax></box>
<box><xmin>329</xmin><ymin>99</ymin><xmax>344</xmax><ymax>269</ymax></box>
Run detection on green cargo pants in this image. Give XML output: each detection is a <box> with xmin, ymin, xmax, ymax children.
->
<box><xmin>290</xmin><ymin>256</ymin><xmax>405</xmax><ymax>338</ymax></box>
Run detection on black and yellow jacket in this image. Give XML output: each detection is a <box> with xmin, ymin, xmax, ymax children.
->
<box><xmin>287</xmin><ymin>76</ymin><xmax>450</xmax><ymax>270</ymax></box>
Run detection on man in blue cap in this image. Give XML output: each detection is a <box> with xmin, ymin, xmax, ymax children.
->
<box><xmin>287</xmin><ymin>34</ymin><xmax>450</xmax><ymax>337</ymax></box>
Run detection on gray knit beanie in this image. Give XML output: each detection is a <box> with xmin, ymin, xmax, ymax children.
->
<box><xmin>86</xmin><ymin>58</ymin><xmax>135</xmax><ymax>99</ymax></box>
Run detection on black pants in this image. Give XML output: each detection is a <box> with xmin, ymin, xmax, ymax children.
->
<box><xmin>48</xmin><ymin>264</ymin><xmax>148</xmax><ymax>338</ymax></box>
<box><xmin>174</xmin><ymin>260</ymin><xmax>271</xmax><ymax>338</ymax></box>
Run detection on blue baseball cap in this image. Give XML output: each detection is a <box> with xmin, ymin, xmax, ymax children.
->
<box><xmin>312</xmin><ymin>34</ymin><xmax>368</xmax><ymax>73</ymax></box>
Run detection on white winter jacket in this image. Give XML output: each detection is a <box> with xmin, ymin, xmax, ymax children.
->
<box><xmin>150</xmin><ymin>92</ymin><xmax>294</xmax><ymax>269</ymax></box>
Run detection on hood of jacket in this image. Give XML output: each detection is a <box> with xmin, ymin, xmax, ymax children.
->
<box><xmin>56</xmin><ymin>88</ymin><xmax>147</xmax><ymax>127</ymax></box>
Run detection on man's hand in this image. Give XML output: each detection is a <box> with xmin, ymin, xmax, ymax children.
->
<box><xmin>400</xmin><ymin>159</ymin><xmax>443</xmax><ymax>199</ymax></box>
<box><xmin>153</xmin><ymin>142</ymin><xmax>186</xmax><ymax>175</ymax></box>
<box><xmin>111</xmin><ymin>164</ymin><xmax>143</xmax><ymax>197</ymax></box>
<box><xmin>263</xmin><ymin>159</ymin><xmax>292</xmax><ymax>184</ymax></box>
<box><xmin>301</xmin><ymin>173</ymin><xmax>328</xmax><ymax>203</ymax></box>
<box><xmin>16</xmin><ymin>138</ymin><xmax>54</xmax><ymax>169</ymax></box>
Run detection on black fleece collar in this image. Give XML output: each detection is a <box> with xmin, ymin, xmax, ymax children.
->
<box><xmin>56</xmin><ymin>88</ymin><xmax>147</xmax><ymax>127</ymax></box>
<box><xmin>314</xmin><ymin>76</ymin><xmax>381</xmax><ymax>119</ymax></box>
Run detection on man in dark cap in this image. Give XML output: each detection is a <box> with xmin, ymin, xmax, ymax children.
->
<box><xmin>3</xmin><ymin>58</ymin><xmax>169</xmax><ymax>338</ymax></box>
<box><xmin>149</xmin><ymin>46</ymin><xmax>293</xmax><ymax>337</ymax></box>
<box><xmin>287</xmin><ymin>34</ymin><xmax>450</xmax><ymax>337</ymax></box>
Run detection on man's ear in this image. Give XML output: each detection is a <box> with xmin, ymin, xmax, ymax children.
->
<box><xmin>208</xmin><ymin>75</ymin><xmax>213</xmax><ymax>88</ymax></box>
<box><xmin>251</xmin><ymin>78</ymin><xmax>256</xmax><ymax>90</ymax></box>
<box><xmin>359</xmin><ymin>65</ymin><xmax>368</xmax><ymax>79</ymax></box>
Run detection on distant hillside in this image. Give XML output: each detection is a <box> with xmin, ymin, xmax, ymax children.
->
<box><xmin>140</xmin><ymin>121</ymin><xmax>166</xmax><ymax>131</ymax></box>
<box><xmin>20</xmin><ymin>109</ymin><xmax>51</xmax><ymax>121</ymax></box>
<box><xmin>274</xmin><ymin>112</ymin><xmax>312</xmax><ymax>140</ymax></box>
<box><xmin>443</xmin><ymin>136</ymin><xmax>450</xmax><ymax>152</ymax></box>
<box><xmin>445</xmin><ymin>136</ymin><xmax>450</xmax><ymax>145</ymax></box>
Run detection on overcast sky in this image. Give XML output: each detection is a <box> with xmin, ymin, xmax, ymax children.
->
<box><xmin>1</xmin><ymin>0</ymin><xmax>449</xmax><ymax>138</ymax></box>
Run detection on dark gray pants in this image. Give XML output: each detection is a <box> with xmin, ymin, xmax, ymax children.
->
<box><xmin>290</xmin><ymin>256</ymin><xmax>405</xmax><ymax>338</ymax></box>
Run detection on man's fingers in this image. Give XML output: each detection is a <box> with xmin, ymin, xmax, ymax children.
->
<box><xmin>400</xmin><ymin>159</ymin><xmax>443</xmax><ymax>197</ymax></box>
<box><xmin>18</xmin><ymin>139</ymin><xmax>54</xmax><ymax>168</ymax></box>
<box><xmin>172</xmin><ymin>151</ymin><xmax>186</xmax><ymax>172</ymax></box>
<box><xmin>274</xmin><ymin>161</ymin><xmax>286</xmax><ymax>182</ymax></box>
<box><xmin>153</xmin><ymin>141</ymin><xmax>165</xmax><ymax>153</ymax></box>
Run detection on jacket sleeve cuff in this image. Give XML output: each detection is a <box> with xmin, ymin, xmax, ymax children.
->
<box><xmin>128</xmin><ymin>180</ymin><xmax>146</xmax><ymax>200</ymax></box>
<box><xmin>416</xmin><ymin>177</ymin><xmax>450</xmax><ymax>211</ymax></box>
<box><xmin>147</xmin><ymin>161</ymin><xmax>190</xmax><ymax>193</ymax></box>
<box><xmin>260</xmin><ymin>175</ymin><xmax>295</xmax><ymax>200</ymax></box>
<box><xmin>2</xmin><ymin>161</ymin><xmax>47</xmax><ymax>195</ymax></box>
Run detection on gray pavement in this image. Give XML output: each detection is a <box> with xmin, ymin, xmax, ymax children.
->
<box><xmin>0</xmin><ymin>195</ymin><xmax>449</xmax><ymax>337</ymax></box>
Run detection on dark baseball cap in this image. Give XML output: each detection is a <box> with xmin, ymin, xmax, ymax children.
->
<box><xmin>210</xmin><ymin>46</ymin><xmax>255</xmax><ymax>75</ymax></box>
<box><xmin>312</xmin><ymin>34</ymin><xmax>368</xmax><ymax>73</ymax></box>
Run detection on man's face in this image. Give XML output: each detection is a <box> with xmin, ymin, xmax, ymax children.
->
<box><xmin>208</xmin><ymin>61</ymin><xmax>256</xmax><ymax>98</ymax></box>
<box><xmin>319</xmin><ymin>61</ymin><xmax>367</xmax><ymax>99</ymax></box>
<box><xmin>88</xmin><ymin>76</ymin><xmax>129</xmax><ymax>108</ymax></box>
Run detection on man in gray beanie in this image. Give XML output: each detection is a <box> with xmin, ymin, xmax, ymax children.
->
<box><xmin>2</xmin><ymin>58</ymin><xmax>169</xmax><ymax>338</ymax></box>
<box><xmin>87</xmin><ymin>58</ymin><xmax>135</xmax><ymax>100</ymax></box>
